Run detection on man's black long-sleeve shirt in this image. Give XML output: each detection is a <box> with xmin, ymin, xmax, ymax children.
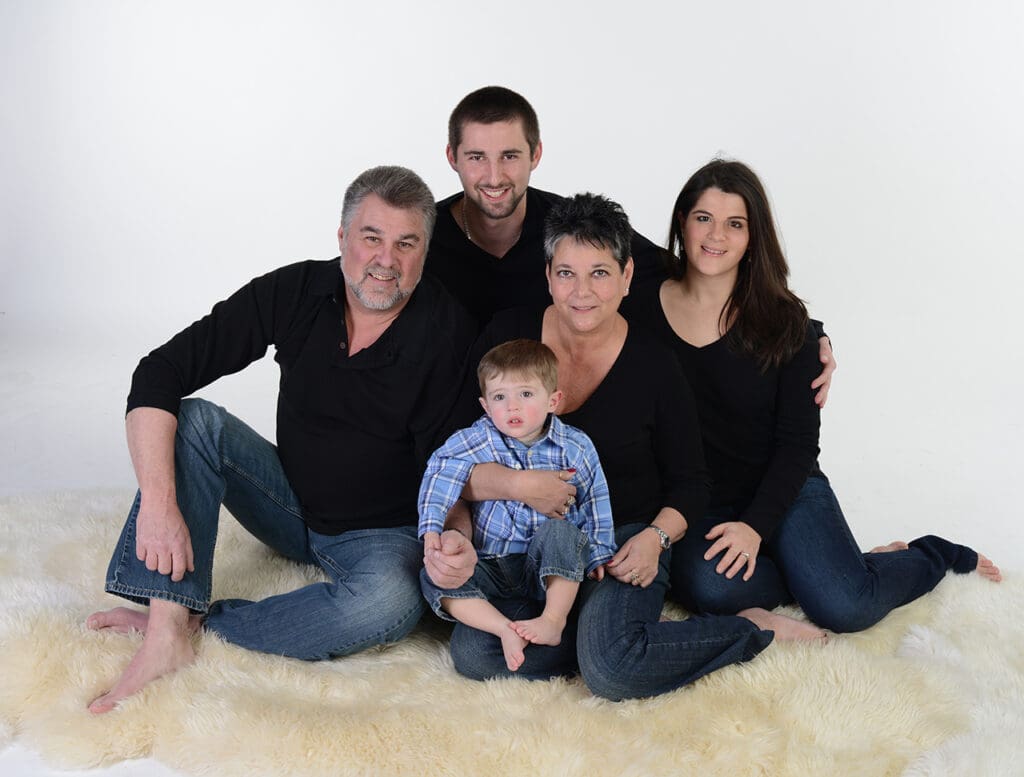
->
<box><xmin>127</xmin><ymin>259</ymin><xmax>475</xmax><ymax>534</ymax></box>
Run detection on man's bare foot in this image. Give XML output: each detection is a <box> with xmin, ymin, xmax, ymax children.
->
<box><xmin>88</xmin><ymin>627</ymin><xmax>195</xmax><ymax>714</ymax></box>
<box><xmin>739</xmin><ymin>607</ymin><xmax>828</xmax><ymax>642</ymax></box>
<box><xmin>499</xmin><ymin>624</ymin><xmax>529</xmax><ymax>672</ymax></box>
<box><xmin>511</xmin><ymin>613</ymin><xmax>565</xmax><ymax>646</ymax></box>
<box><xmin>86</xmin><ymin>607</ymin><xmax>149</xmax><ymax>634</ymax></box>
<box><xmin>86</xmin><ymin>607</ymin><xmax>202</xmax><ymax>637</ymax></box>
<box><xmin>88</xmin><ymin>602</ymin><xmax>197</xmax><ymax>714</ymax></box>
<box><xmin>869</xmin><ymin>541</ymin><xmax>910</xmax><ymax>554</ymax></box>
<box><xmin>977</xmin><ymin>553</ymin><xmax>1002</xmax><ymax>582</ymax></box>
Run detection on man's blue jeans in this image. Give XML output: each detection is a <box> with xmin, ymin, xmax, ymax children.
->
<box><xmin>103</xmin><ymin>398</ymin><xmax>425</xmax><ymax>659</ymax></box>
<box><xmin>449</xmin><ymin>523</ymin><xmax>773</xmax><ymax>700</ymax></box>
<box><xmin>670</xmin><ymin>475</ymin><xmax>978</xmax><ymax>633</ymax></box>
<box><xmin>420</xmin><ymin>518</ymin><xmax>588</xmax><ymax>620</ymax></box>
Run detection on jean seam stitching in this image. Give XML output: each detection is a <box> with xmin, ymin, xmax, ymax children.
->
<box><xmin>104</xmin><ymin>582</ymin><xmax>207</xmax><ymax>613</ymax></box>
<box><xmin>221</xmin><ymin>457</ymin><xmax>304</xmax><ymax>521</ymax></box>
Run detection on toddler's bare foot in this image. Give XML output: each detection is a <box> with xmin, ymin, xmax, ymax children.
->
<box><xmin>739</xmin><ymin>607</ymin><xmax>828</xmax><ymax>642</ymax></box>
<box><xmin>977</xmin><ymin>553</ymin><xmax>1002</xmax><ymax>582</ymax></box>
<box><xmin>87</xmin><ymin>606</ymin><xmax>149</xmax><ymax>634</ymax></box>
<box><xmin>511</xmin><ymin>613</ymin><xmax>566</xmax><ymax>646</ymax></box>
<box><xmin>869</xmin><ymin>541</ymin><xmax>909</xmax><ymax>554</ymax></box>
<box><xmin>499</xmin><ymin>624</ymin><xmax>529</xmax><ymax>672</ymax></box>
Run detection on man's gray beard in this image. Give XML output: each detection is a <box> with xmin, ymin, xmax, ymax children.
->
<box><xmin>347</xmin><ymin>278</ymin><xmax>412</xmax><ymax>311</ymax></box>
<box><xmin>340</xmin><ymin>254</ymin><xmax>422</xmax><ymax>312</ymax></box>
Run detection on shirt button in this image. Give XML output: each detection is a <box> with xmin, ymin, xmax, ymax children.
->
<box><xmin>339</xmin><ymin>341</ymin><xmax>347</xmax><ymax>350</ymax></box>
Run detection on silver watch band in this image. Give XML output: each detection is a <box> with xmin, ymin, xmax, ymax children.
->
<box><xmin>646</xmin><ymin>524</ymin><xmax>671</xmax><ymax>551</ymax></box>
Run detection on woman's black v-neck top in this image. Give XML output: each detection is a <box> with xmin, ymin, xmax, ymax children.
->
<box><xmin>623</xmin><ymin>283</ymin><xmax>823</xmax><ymax>539</ymax></box>
<box><xmin>456</xmin><ymin>306</ymin><xmax>711</xmax><ymax>527</ymax></box>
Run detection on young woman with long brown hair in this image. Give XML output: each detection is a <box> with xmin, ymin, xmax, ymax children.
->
<box><xmin>626</xmin><ymin>159</ymin><xmax>1001</xmax><ymax>632</ymax></box>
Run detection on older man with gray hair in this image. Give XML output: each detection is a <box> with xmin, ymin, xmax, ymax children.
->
<box><xmin>87</xmin><ymin>165</ymin><xmax>475</xmax><ymax>713</ymax></box>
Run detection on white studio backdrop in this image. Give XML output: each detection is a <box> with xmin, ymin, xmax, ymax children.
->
<box><xmin>2</xmin><ymin>0</ymin><xmax>1023</xmax><ymax>571</ymax></box>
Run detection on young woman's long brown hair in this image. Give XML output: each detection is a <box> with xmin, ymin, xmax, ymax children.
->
<box><xmin>667</xmin><ymin>159</ymin><xmax>808</xmax><ymax>371</ymax></box>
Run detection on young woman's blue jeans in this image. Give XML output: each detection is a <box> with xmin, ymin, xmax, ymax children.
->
<box><xmin>103</xmin><ymin>398</ymin><xmax>425</xmax><ymax>659</ymax></box>
<box><xmin>420</xmin><ymin>517</ymin><xmax>588</xmax><ymax>620</ymax></box>
<box><xmin>670</xmin><ymin>475</ymin><xmax>978</xmax><ymax>633</ymax></box>
<box><xmin>448</xmin><ymin>523</ymin><xmax>773</xmax><ymax>700</ymax></box>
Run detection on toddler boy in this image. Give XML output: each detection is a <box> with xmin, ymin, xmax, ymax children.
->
<box><xmin>418</xmin><ymin>339</ymin><xmax>616</xmax><ymax>671</ymax></box>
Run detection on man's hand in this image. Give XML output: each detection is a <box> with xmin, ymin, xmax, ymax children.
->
<box><xmin>423</xmin><ymin>529</ymin><xmax>478</xmax><ymax>589</ymax></box>
<box><xmin>811</xmin><ymin>336</ymin><xmax>837</xmax><ymax>408</ymax></box>
<box><xmin>135</xmin><ymin>498</ymin><xmax>194</xmax><ymax>582</ymax></box>
<box><xmin>126</xmin><ymin>406</ymin><xmax>192</xmax><ymax>581</ymax></box>
<box><xmin>516</xmin><ymin>469</ymin><xmax>577</xmax><ymax>519</ymax></box>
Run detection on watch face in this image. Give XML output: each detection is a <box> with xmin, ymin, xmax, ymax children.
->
<box><xmin>650</xmin><ymin>526</ymin><xmax>669</xmax><ymax>549</ymax></box>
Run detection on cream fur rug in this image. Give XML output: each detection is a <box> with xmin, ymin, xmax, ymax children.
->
<box><xmin>1</xmin><ymin>491</ymin><xmax>1021</xmax><ymax>777</ymax></box>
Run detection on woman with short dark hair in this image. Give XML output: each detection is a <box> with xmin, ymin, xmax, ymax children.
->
<box><xmin>442</xmin><ymin>192</ymin><xmax>824</xmax><ymax>701</ymax></box>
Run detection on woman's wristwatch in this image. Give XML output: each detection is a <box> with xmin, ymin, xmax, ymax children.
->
<box><xmin>645</xmin><ymin>525</ymin><xmax>671</xmax><ymax>551</ymax></box>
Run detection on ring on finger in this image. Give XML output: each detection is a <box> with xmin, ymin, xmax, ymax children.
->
<box><xmin>565</xmin><ymin>494</ymin><xmax>576</xmax><ymax>506</ymax></box>
<box><xmin>629</xmin><ymin>569</ymin><xmax>640</xmax><ymax>585</ymax></box>
<box><xmin>741</xmin><ymin>552</ymin><xmax>750</xmax><ymax>559</ymax></box>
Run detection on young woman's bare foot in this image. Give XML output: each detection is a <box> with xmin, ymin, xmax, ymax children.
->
<box><xmin>977</xmin><ymin>553</ymin><xmax>1002</xmax><ymax>582</ymax></box>
<box><xmin>511</xmin><ymin>613</ymin><xmax>566</xmax><ymax>646</ymax></box>
<box><xmin>499</xmin><ymin>624</ymin><xmax>529</xmax><ymax>672</ymax></box>
<box><xmin>87</xmin><ymin>606</ymin><xmax>149</xmax><ymax>634</ymax></box>
<box><xmin>869</xmin><ymin>541</ymin><xmax>909</xmax><ymax>554</ymax></box>
<box><xmin>739</xmin><ymin>607</ymin><xmax>828</xmax><ymax>642</ymax></box>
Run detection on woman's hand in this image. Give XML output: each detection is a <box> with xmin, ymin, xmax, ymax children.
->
<box><xmin>704</xmin><ymin>521</ymin><xmax>761</xmax><ymax>580</ymax></box>
<box><xmin>811</xmin><ymin>336</ymin><xmax>836</xmax><ymax>408</ymax></box>
<box><xmin>606</xmin><ymin>530</ymin><xmax>662</xmax><ymax>588</ymax></box>
<box><xmin>464</xmin><ymin>463</ymin><xmax>576</xmax><ymax>519</ymax></box>
<box><xmin>516</xmin><ymin>469</ymin><xmax>577</xmax><ymax>519</ymax></box>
